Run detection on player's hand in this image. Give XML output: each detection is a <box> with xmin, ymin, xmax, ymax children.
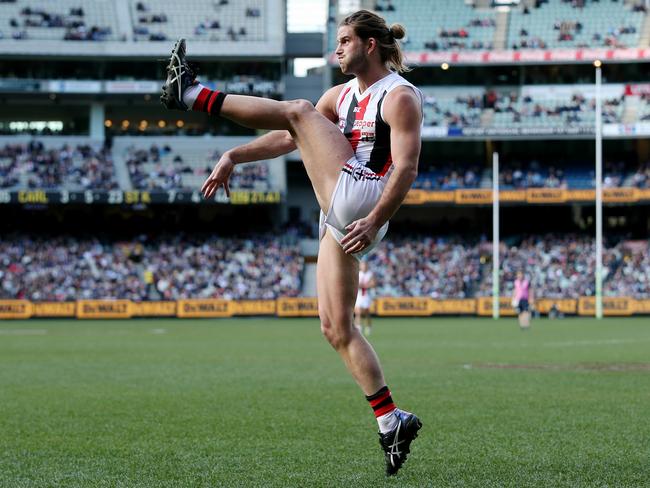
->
<box><xmin>341</xmin><ymin>216</ymin><xmax>380</xmax><ymax>255</ymax></box>
<box><xmin>201</xmin><ymin>152</ymin><xmax>235</xmax><ymax>199</ymax></box>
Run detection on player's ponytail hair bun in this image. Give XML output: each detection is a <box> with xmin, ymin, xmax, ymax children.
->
<box><xmin>389</xmin><ymin>23</ymin><xmax>406</xmax><ymax>41</ymax></box>
<box><xmin>340</xmin><ymin>9</ymin><xmax>411</xmax><ymax>73</ymax></box>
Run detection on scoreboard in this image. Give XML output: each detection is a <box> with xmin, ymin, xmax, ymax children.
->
<box><xmin>0</xmin><ymin>190</ymin><xmax>282</xmax><ymax>205</ymax></box>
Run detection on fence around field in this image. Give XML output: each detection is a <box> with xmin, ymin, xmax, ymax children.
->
<box><xmin>1</xmin><ymin>297</ymin><xmax>649</xmax><ymax>319</ymax></box>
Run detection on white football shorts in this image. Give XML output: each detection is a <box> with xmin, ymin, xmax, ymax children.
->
<box><xmin>355</xmin><ymin>292</ymin><xmax>373</xmax><ymax>310</ymax></box>
<box><xmin>319</xmin><ymin>156</ymin><xmax>389</xmax><ymax>259</ymax></box>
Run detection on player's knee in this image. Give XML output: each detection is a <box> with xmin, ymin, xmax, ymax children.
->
<box><xmin>320</xmin><ymin>313</ymin><xmax>354</xmax><ymax>350</ymax></box>
<box><xmin>286</xmin><ymin>99</ymin><xmax>315</xmax><ymax>123</ymax></box>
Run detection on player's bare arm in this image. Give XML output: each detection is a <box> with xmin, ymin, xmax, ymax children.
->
<box><xmin>202</xmin><ymin>130</ymin><xmax>295</xmax><ymax>198</ymax></box>
<box><xmin>314</xmin><ymin>84</ymin><xmax>345</xmax><ymax>123</ymax></box>
<box><xmin>341</xmin><ymin>86</ymin><xmax>422</xmax><ymax>254</ymax></box>
<box><xmin>202</xmin><ymin>84</ymin><xmax>345</xmax><ymax>199</ymax></box>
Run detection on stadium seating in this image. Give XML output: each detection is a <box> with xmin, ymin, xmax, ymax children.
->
<box><xmin>116</xmin><ymin>138</ymin><xmax>274</xmax><ymax>192</ymax></box>
<box><xmin>2</xmin><ymin>0</ymin><xmax>647</xmax><ymax>49</ymax></box>
<box><xmin>0</xmin><ymin>139</ymin><xmax>118</xmax><ymax>190</ymax></box>
<box><xmin>367</xmin><ymin>234</ymin><xmax>650</xmax><ymax>299</ymax></box>
<box><xmin>638</xmin><ymin>92</ymin><xmax>650</xmax><ymax>121</ymax></box>
<box><xmin>0</xmin><ymin>0</ymin><xmax>119</xmax><ymax>41</ymax></box>
<box><xmin>421</xmin><ymin>84</ymin><xmax>628</xmax><ymax>131</ymax></box>
<box><xmin>413</xmin><ymin>158</ymin><xmax>644</xmax><ymax>190</ymax></box>
<box><xmin>421</xmin><ymin>87</ymin><xmax>485</xmax><ymax>128</ymax></box>
<box><xmin>477</xmin><ymin>234</ymin><xmax>650</xmax><ymax>299</ymax></box>
<box><xmin>508</xmin><ymin>0</ymin><xmax>645</xmax><ymax>50</ymax></box>
<box><xmin>326</xmin><ymin>0</ymin><xmax>649</xmax><ymax>52</ymax></box>
<box><xmin>367</xmin><ymin>236</ymin><xmax>483</xmax><ymax>298</ymax></box>
<box><xmin>630</xmin><ymin>161</ymin><xmax>650</xmax><ymax>188</ymax></box>
<box><xmin>130</xmin><ymin>0</ymin><xmax>266</xmax><ymax>42</ymax></box>
<box><xmin>0</xmin><ymin>233</ymin><xmax>303</xmax><ymax>301</ymax></box>
<box><xmin>328</xmin><ymin>0</ymin><xmax>495</xmax><ymax>51</ymax></box>
<box><xmin>0</xmin><ymin>0</ymin><xmax>267</xmax><ymax>42</ymax></box>
<box><xmin>2</xmin><ymin>232</ymin><xmax>647</xmax><ymax>300</ymax></box>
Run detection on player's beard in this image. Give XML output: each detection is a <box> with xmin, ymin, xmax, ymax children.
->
<box><xmin>341</xmin><ymin>47</ymin><xmax>368</xmax><ymax>76</ymax></box>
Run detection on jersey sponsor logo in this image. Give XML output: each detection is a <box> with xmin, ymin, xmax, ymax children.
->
<box><xmin>353</xmin><ymin>120</ymin><xmax>375</xmax><ymax>130</ymax></box>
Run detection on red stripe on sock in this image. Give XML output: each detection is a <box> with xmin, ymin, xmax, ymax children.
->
<box><xmin>192</xmin><ymin>87</ymin><xmax>212</xmax><ymax>111</ymax></box>
<box><xmin>369</xmin><ymin>391</ymin><xmax>391</xmax><ymax>408</ymax></box>
<box><xmin>374</xmin><ymin>403</ymin><xmax>396</xmax><ymax>418</ymax></box>
<box><xmin>207</xmin><ymin>90</ymin><xmax>221</xmax><ymax>113</ymax></box>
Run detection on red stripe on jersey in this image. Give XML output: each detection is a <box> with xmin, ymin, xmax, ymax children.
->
<box><xmin>349</xmin><ymin>95</ymin><xmax>371</xmax><ymax>153</ymax></box>
<box><xmin>337</xmin><ymin>86</ymin><xmax>352</xmax><ymax>113</ymax></box>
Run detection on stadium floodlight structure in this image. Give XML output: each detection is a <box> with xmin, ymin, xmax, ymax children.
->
<box><xmin>492</xmin><ymin>152</ymin><xmax>500</xmax><ymax>319</ymax></box>
<box><xmin>594</xmin><ymin>60</ymin><xmax>603</xmax><ymax>319</ymax></box>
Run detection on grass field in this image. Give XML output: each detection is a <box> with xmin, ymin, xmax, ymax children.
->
<box><xmin>1</xmin><ymin>317</ymin><xmax>649</xmax><ymax>487</ymax></box>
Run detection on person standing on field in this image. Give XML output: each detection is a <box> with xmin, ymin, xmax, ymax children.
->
<box><xmin>512</xmin><ymin>270</ymin><xmax>534</xmax><ymax>329</ymax></box>
<box><xmin>161</xmin><ymin>9</ymin><xmax>422</xmax><ymax>475</ymax></box>
<box><xmin>355</xmin><ymin>260</ymin><xmax>376</xmax><ymax>336</ymax></box>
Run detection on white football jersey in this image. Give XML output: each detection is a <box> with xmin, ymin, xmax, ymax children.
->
<box><xmin>358</xmin><ymin>270</ymin><xmax>374</xmax><ymax>296</ymax></box>
<box><xmin>335</xmin><ymin>72</ymin><xmax>423</xmax><ymax>179</ymax></box>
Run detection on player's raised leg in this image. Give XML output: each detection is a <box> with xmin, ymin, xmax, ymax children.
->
<box><xmin>160</xmin><ymin>39</ymin><xmax>351</xmax><ymax>212</ymax></box>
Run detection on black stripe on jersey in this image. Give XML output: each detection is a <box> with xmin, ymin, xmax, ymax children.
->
<box><xmin>343</xmin><ymin>94</ymin><xmax>359</xmax><ymax>139</ymax></box>
<box><xmin>366</xmin><ymin>90</ymin><xmax>391</xmax><ymax>174</ymax></box>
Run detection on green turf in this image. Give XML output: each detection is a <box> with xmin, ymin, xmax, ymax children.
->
<box><xmin>1</xmin><ymin>317</ymin><xmax>649</xmax><ymax>487</ymax></box>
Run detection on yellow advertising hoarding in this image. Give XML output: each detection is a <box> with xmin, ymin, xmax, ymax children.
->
<box><xmin>535</xmin><ymin>299</ymin><xmax>577</xmax><ymax>315</ymax></box>
<box><xmin>500</xmin><ymin>190</ymin><xmax>527</xmax><ymax>202</ymax></box>
<box><xmin>76</xmin><ymin>300</ymin><xmax>133</xmax><ymax>319</ymax></box>
<box><xmin>476</xmin><ymin>297</ymin><xmax>517</xmax><ymax>316</ymax></box>
<box><xmin>177</xmin><ymin>299</ymin><xmax>233</xmax><ymax>318</ymax></box>
<box><xmin>33</xmin><ymin>302</ymin><xmax>76</xmax><ymax>317</ymax></box>
<box><xmin>233</xmin><ymin>300</ymin><xmax>277</xmax><ymax>315</ymax></box>
<box><xmin>402</xmin><ymin>188</ymin><xmax>648</xmax><ymax>206</ymax></box>
<box><xmin>455</xmin><ymin>189</ymin><xmax>493</xmax><ymax>205</ymax></box>
<box><xmin>634</xmin><ymin>299</ymin><xmax>650</xmax><ymax>314</ymax></box>
<box><xmin>603</xmin><ymin>187</ymin><xmax>637</xmax><ymax>203</ymax></box>
<box><xmin>0</xmin><ymin>300</ymin><xmax>33</xmax><ymax>319</ymax></box>
<box><xmin>276</xmin><ymin>297</ymin><xmax>319</xmax><ymax>317</ymax></box>
<box><xmin>565</xmin><ymin>189</ymin><xmax>596</xmax><ymax>201</ymax></box>
<box><xmin>526</xmin><ymin>188</ymin><xmax>566</xmax><ymax>203</ymax></box>
<box><xmin>403</xmin><ymin>190</ymin><xmax>427</xmax><ymax>205</ymax></box>
<box><xmin>2</xmin><ymin>297</ymin><xmax>650</xmax><ymax>320</ymax></box>
<box><xmin>133</xmin><ymin>301</ymin><xmax>177</xmax><ymax>317</ymax></box>
<box><xmin>429</xmin><ymin>299</ymin><xmax>477</xmax><ymax>314</ymax></box>
<box><xmin>375</xmin><ymin>297</ymin><xmax>431</xmax><ymax>316</ymax></box>
<box><xmin>578</xmin><ymin>297</ymin><xmax>635</xmax><ymax>316</ymax></box>
<box><xmin>424</xmin><ymin>191</ymin><xmax>455</xmax><ymax>203</ymax></box>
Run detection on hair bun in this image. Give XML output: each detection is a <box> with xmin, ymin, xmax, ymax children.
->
<box><xmin>389</xmin><ymin>23</ymin><xmax>405</xmax><ymax>40</ymax></box>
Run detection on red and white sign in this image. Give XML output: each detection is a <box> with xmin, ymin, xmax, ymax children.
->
<box><xmin>328</xmin><ymin>48</ymin><xmax>650</xmax><ymax>66</ymax></box>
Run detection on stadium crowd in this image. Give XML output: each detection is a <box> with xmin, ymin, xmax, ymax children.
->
<box><xmin>0</xmin><ymin>141</ymin><xmax>118</xmax><ymax>190</ymax></box>
<box><xmin>423</xmin><ymin>89</ymin><xmax>625</xmax><ymax>130</ymax></box>
<box><xmin>511</xmin><ymin>0</ymin><xmax>644</xmax><ymax>50</ymax></box>
<box><xmin>125</xmin><ymin>144</ymin><xmax>270</xmax><ymax>191</ymax></box>
<box><xmin>2</xmin><ymin>233</ymin><xmax>647</xmax><ymax>302</ymax></box>
<box><xmin>412</xmin><ymin>159</ymin><xmax>645</xmax><ymax>190</ymax></box>
<box><xmin>367</xmin><ymin>237</ymin><xmax>483</xmax><ymax>298</ymax></box>
<box><xmin>8</xmin><ymin>6</ymin><xmax>113</xmax><ymax>41</ymax></box>
<box><xmin>477</xmin><ymin>234</ymin><xmax>650</xmax><ymax>299</ymax></box>
<box><xmin>0</xmin><ymin>234</ymin><xmax>303</xmax><ymax>301</ymax></box>
<box><xmin>365</xmin><ymin>234</ymin><xmax>649</xmax><ymax>299</ymax></box>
